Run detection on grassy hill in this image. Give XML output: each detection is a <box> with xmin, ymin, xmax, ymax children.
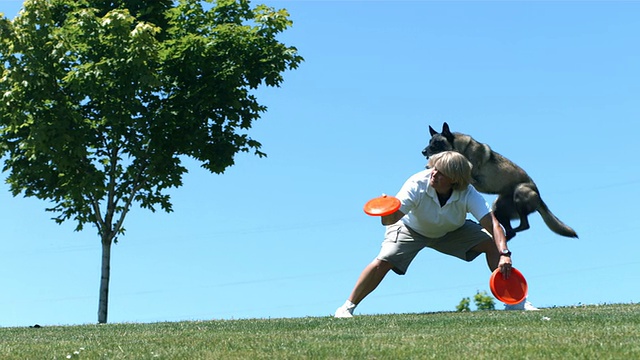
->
<box><xmin>1</xmin><ymin>303</ymin><xmax>639</xmax><ymax>359</ymax></box>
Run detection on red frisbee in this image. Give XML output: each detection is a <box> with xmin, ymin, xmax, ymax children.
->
<box><xmin>489</xmin><ymin>267</ymin><xmax>528</xmax><ymax>305</ymax></box>
<box><xmin>363</xmin><ymin>195</ymin><xmax>401</xmax><ymax>216</ymax></box>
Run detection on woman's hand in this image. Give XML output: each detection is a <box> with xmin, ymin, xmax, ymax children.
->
<box><xmin>498</xmin><ymin>254</ymin><xmax>512</xmax><ymax>279</ymax></box>
<box><xmin>381</xmin><ymin>210</ymin><xmax>405</xmax><ymax>225</ymax></box>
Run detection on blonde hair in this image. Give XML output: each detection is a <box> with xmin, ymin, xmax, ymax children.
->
<box><xmin>427</xmin><ymin>151</ymin><xmax>473</xmax><ymax>191</ymax></box>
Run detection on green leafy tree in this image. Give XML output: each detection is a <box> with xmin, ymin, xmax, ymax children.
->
<box><xmin>457</xmin><ymin>291</ymin><xmax>496</xmax><ymax>312</ymax></box>
<box><xmin>0</xmin><ymin>0</ymin><xmax>302</xmax><ymax>323</ymax></box>
<box><xmin>456</xmin><ymin>297</ymin><xmax>471</xmax><ymax>312</ymax></box>
<box><xmin>474</xmin><ymin>291</ymin><xmax>496</xmax><ymax>311</ymax></box>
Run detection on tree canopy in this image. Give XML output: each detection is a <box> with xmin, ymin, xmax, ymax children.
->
<box><xmin>0</xmin><ymin>0</ymin><xmax>302</xmax><ymax>323</ymax></box>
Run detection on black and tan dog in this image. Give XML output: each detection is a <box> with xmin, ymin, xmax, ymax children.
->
<box><xmin>423</xmin><ymin>122</ymin><xmax>577</xmax><ymax>240</ymax></box>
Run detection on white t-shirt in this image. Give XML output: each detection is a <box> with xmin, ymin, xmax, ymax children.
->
<box><xmin>396</xmin><ymin>169</ymin><xmax>490</xmax><ymax>238</ymax></box>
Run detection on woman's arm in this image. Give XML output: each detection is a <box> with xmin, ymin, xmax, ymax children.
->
<box><xmin>479</xmin><ymin>211</ymin><xmax>512</xmax><ymax>277</ymax></box>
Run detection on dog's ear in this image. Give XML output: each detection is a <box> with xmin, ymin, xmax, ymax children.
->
<box><xmin>429</xmin><ymin>125</ymin><xmax>438</xmax><ymax>136</ymax></box>
<box><xmin>442</xmin><ymin>122</ymin><xmax>451</xmax><ymax>134</ymax></box>
<box><xmin>441</xmin><ymin>122</ymin><xmax>455</xmax><ymax>144</ymax></box>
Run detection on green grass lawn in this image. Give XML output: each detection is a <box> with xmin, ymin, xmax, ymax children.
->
<box><xmin>1</xmin><ymin>303</ymin><xmax>639</xmax><ymax>359</ymax></box>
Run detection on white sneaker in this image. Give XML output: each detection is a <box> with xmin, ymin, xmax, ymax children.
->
<box><xmin>504</xmin><ymin>299</ymin><xmax>540</xmax><ymax>311</ymax></box>
<box><xmin>334</xmin><ymin>302</ymin><xmax>356</xmax><ymax>318</ymax></box>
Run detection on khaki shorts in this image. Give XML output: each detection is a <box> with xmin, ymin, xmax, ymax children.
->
<box><xmin>377</xmin><ymin>220</ymin><xmax>492</xmax><ymax>275</ymax></box>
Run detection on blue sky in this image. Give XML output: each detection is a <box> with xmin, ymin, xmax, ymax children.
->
<box><xmin>1</xmin><ymin>0</ymin><xmax>639</xmax><ymax>327</ymax></box>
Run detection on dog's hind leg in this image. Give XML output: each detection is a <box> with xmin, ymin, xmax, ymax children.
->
<box><xmin>510</xmin><ymin>183</ymin><xmax>540</xmax><ymax>233</ymax></box>
<box><xmin>511</xmin><ymin>214</ymin><xmax>531</xmax><ymax>233</ymax></box>
<box><xmin>492</xmin><ymin>196</ymin><xmax>517</xmax><ymax>240</ymax></box>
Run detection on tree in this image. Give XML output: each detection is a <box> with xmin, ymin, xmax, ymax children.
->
<box><xmin>456</xmin><ymin>297</ymin><xmax>471</xmax><ymax>312</ymax></box>
<box><xmin>474</xmin><ymin>291</ymin><xmax>496</xmax><ymax>311</ymax></box>
<box><xmin>0</xmin><ymin>0</ymin><xmax>302</xmax><ymax>324</ymax></box>
<box><xmin>456</xmin><ymin>291</ymin><xmax>496</xmax><ymax>312</ymax></box>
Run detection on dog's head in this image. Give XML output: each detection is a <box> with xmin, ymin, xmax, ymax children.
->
<box><xmin>422</xmin><ymin>122</ymin><xmax>455</xmax><ymax>158</ymax></box>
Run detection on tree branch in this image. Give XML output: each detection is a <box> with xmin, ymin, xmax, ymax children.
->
<box><xmin>89</xmin><ymin>194</ymin><xmax>105</xmax><ymax>236</ymax></box>
<box><xmin>112</xmin><ymin>178</ymin><xmax>145</xmax><ymax>242</ymax></box>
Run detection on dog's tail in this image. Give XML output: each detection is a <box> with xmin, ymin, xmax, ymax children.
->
<box><xmin>538</xmin><ymin>201</ymin><xmax>578</xmax><ymax>238</ymax></box>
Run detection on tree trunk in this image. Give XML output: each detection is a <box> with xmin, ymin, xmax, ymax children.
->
<box><xmin>98</xmin><ymin>236</ymin><xmax>112</xmax><ymax>324</ymax></box>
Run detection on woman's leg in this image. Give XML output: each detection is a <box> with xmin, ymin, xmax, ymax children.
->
<box><xmin>471</xmin><ymin>238</ymin><xmax>501</xmax><ymax>271</ymax></box>
<box><xmin>348</xmin><ymin>259</ymin><xmax>394</xmax><ymax>305</ymax></box>
<box><xmin>335</xmin><ymin>259</ymin><xmax>394</xmax><ymax>317</ymax></box>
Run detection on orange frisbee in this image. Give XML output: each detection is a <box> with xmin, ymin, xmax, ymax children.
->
<box><xmin>363</xmin><ymin>195</ymin><xmax>401</xmax><ymax>216</ymax></box>
<box><xmin>489</xmin><ymin>267</ymin><xmax>528</xmax><ymax>305</ymax></box>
